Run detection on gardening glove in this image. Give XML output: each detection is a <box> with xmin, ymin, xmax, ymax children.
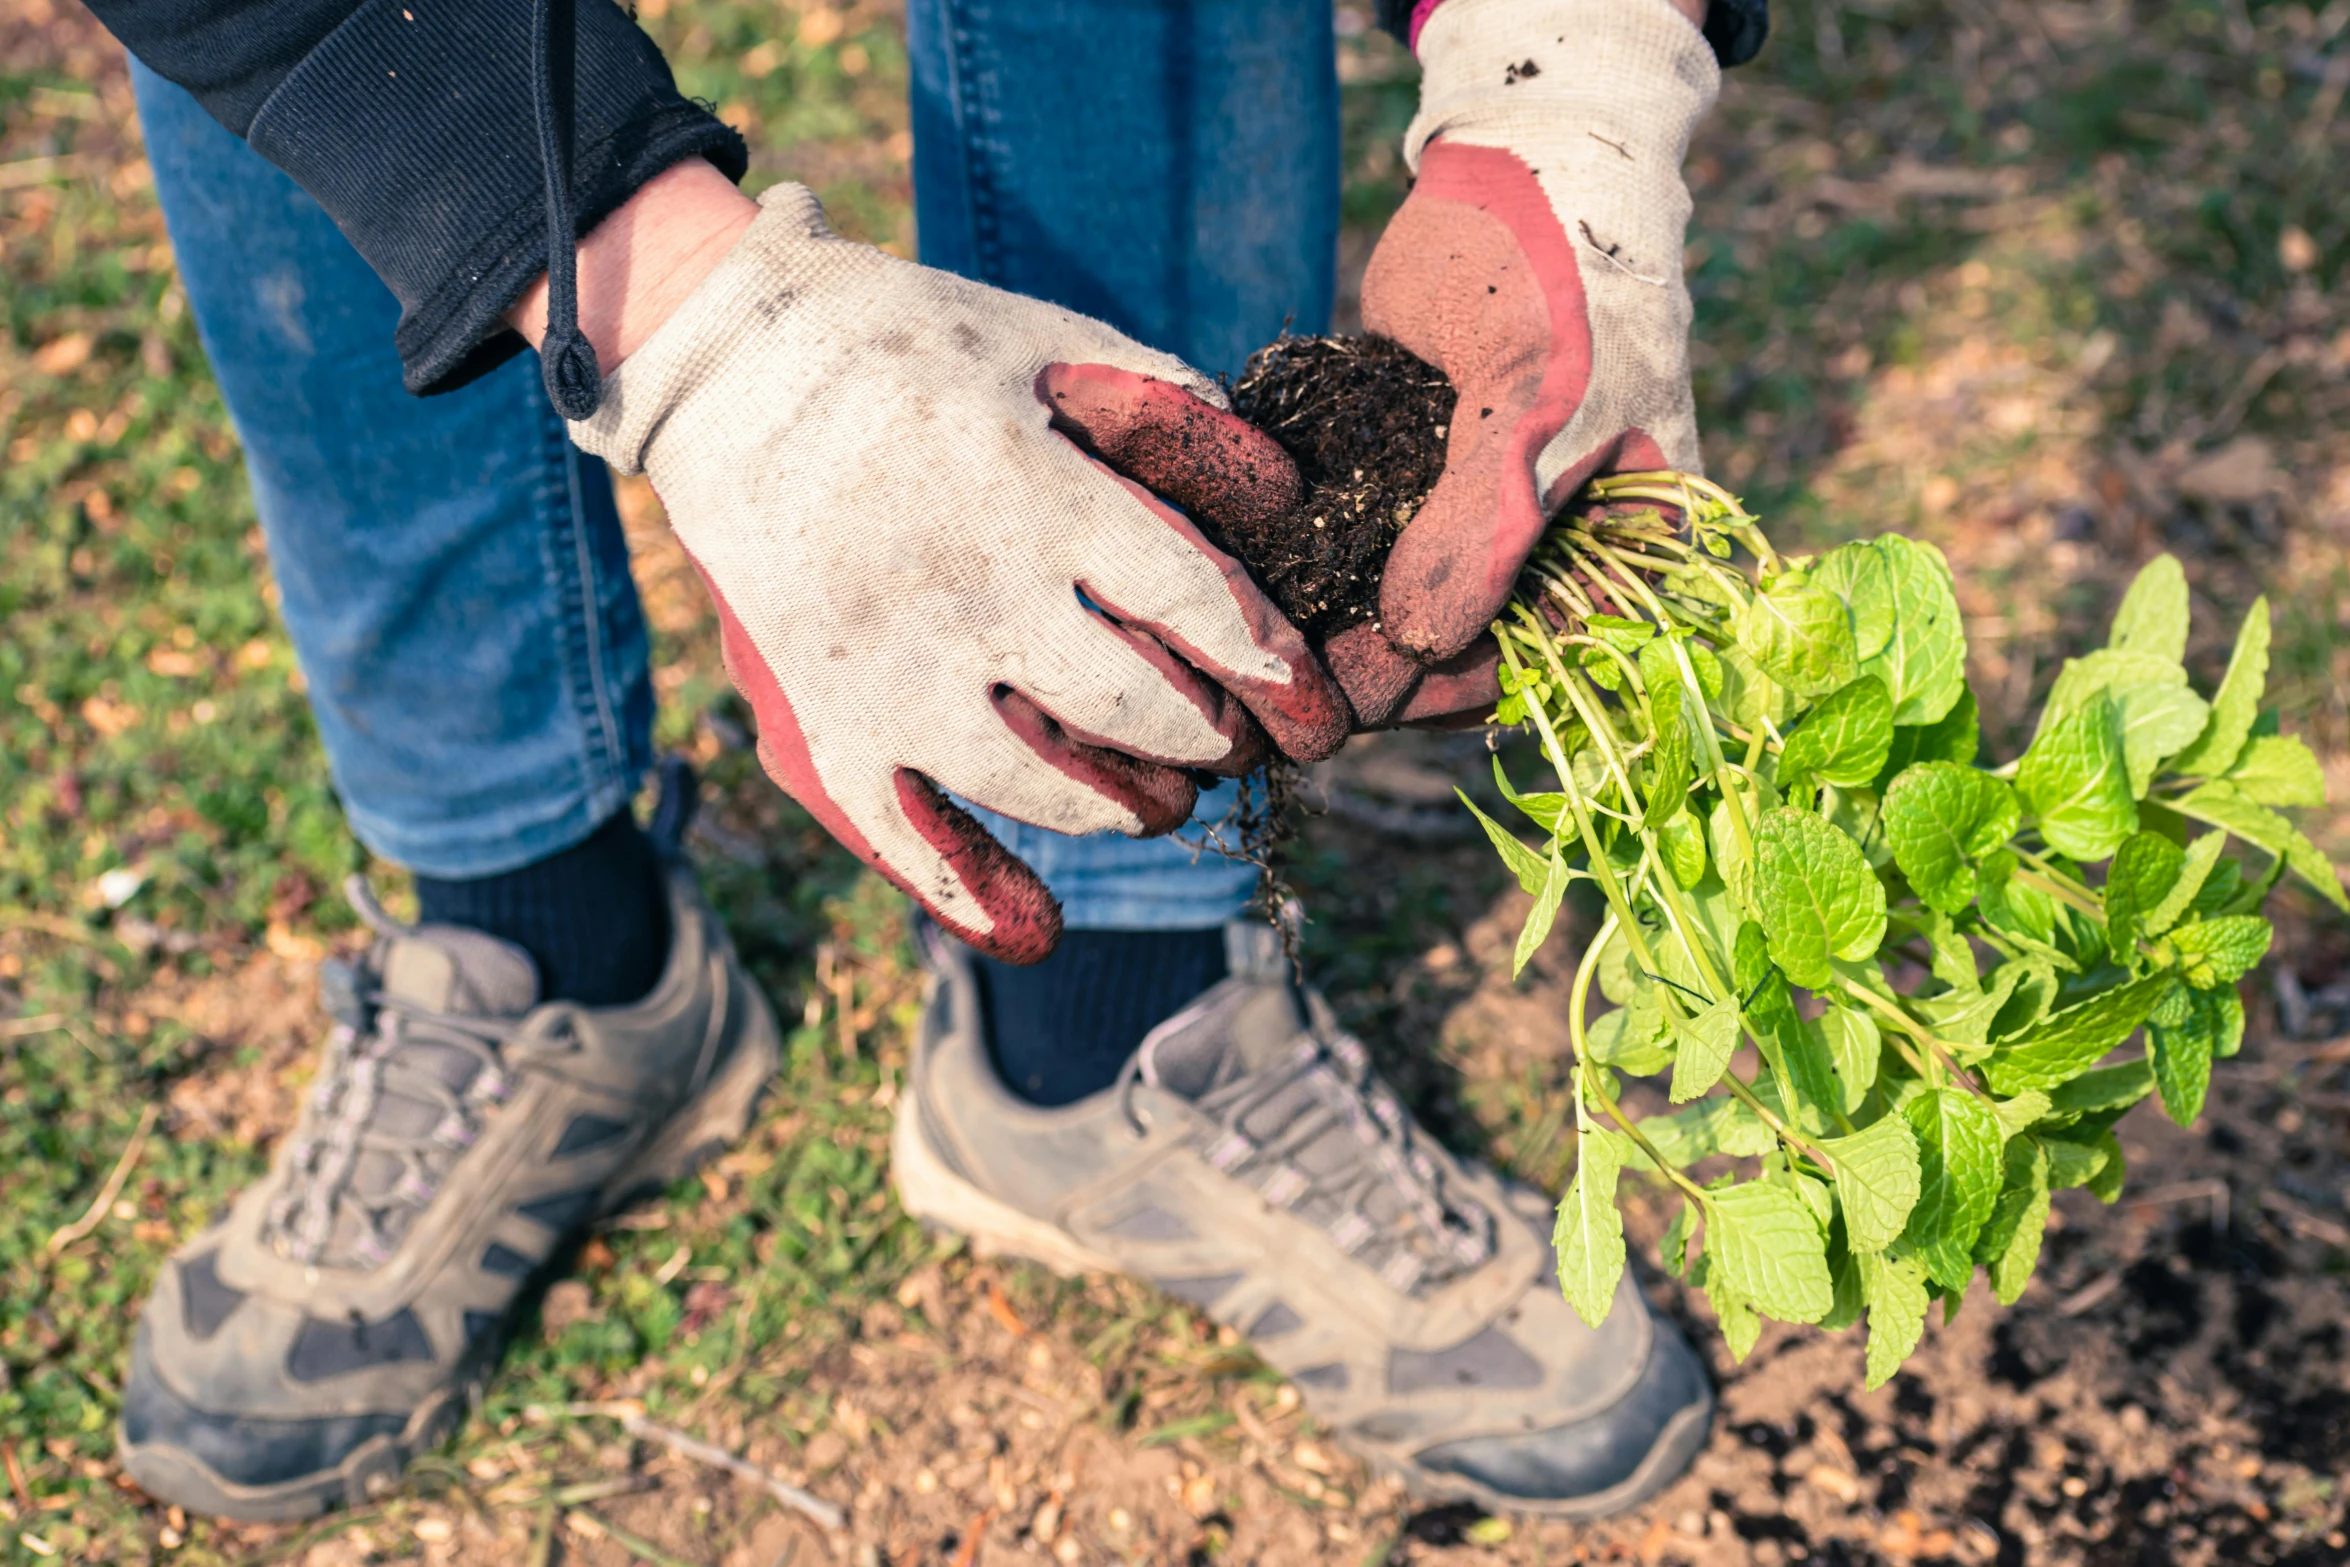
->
<box><xmin>570</xmin><ymin>184</ymin><xmax>1348</xmax><ymax>965</ymax></box>
<box><xmin>1343</xmin><ymin>0</ymin><xmax>1719</xmax><ymax>720</ymax></box>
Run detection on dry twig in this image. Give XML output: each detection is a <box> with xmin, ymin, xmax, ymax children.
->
<box><xmin>536</xmin><ymin>1403</ymin><xmax>845</xmax><ymax>1531</ymax></box>
<box><xmin>47</xmin><ymin>1103</ymin><xmax>159</xmax><ymax>1254</ymax></box>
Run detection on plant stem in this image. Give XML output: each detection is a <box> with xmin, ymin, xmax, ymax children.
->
<box><xmin>1570</xmin><ymin>918</ymin><xmax>1711</xmax><ymax>1204</ymax></box>
<box><xmin>1720</xmin><ymin>1072</ymin><xmax>1838</xmax><ymax>1173</ymax></box>
<box><xmin>1832</xmin><ymin>975</ymin><xmax>1999</xmax><ymax>1100</ymax></box>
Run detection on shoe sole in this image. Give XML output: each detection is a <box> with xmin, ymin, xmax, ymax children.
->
<box><xmin>119</xmin><ymin>977</ymin><xmax>782</xmax><ymax>1523</ymax></box>
<box><xmin>890</xmin><ymin>1091</ymin><xmax>1710</xmax><ymax>1523</ymax></box>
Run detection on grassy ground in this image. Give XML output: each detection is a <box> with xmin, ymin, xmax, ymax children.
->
<box><xmin>3</xmin><ymin>0</ymin><xmax>2348</xmax><ymax>1564</ymax></box>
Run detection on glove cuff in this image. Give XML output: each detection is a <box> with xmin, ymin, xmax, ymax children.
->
<box><xmin>1404</xmin><ymin>0</ymin><xmax>1720</xmax><ymax>175</ymax></box>
<box><xmin>567</xmin><ymin>182</ymin><xmax>869</xmax><ymax>475</ymax></box>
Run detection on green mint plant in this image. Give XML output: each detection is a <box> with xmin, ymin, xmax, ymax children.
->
<box><xmin>1468</xmin><ymin>473</ymin><xmax>2347</xmax><ymax>1386</ymax></box>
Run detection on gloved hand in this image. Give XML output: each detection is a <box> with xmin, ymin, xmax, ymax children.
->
<box><xmin>1338</xmin><ymin>0</ymin><xmax>1719</xmax><ymax>724</ymax></box>
<box><xmin>571</xmin><ymin>185</ymin><xmax>1348</xmax><ymax>963</ymax></box>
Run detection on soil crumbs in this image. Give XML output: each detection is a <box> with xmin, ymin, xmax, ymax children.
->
<box><xmin>1226</xmin><ymin>335</ymin><xmax>1455</xmax><ymax>636</ymax></box>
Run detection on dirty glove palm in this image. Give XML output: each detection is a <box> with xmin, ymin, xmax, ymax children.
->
<box><xmin>572</xmin><ymin>186</ymin><xmax>1344</xmax><ymax>963</ymax></box>
<box><xmin>1359</xmin><ymin>0</ymin><xmax>1719</xmax><ymax>677</ymax></box>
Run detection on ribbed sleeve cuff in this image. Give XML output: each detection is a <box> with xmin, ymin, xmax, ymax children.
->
<box><xmin>243</xmin><ymin>0</ymin><xmax>748</xmax><ymax>396</ymax></box>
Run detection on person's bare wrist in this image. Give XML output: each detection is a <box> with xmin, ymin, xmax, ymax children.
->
<box><xmin>1664</xmin><ymin>0</ymin><xmax>1706</xmax><ymax>28</ymax></box>
<box><xmin>505</xmin><ymin>159</ymin><xmax>758</xmax><ymax>373</ymax></box>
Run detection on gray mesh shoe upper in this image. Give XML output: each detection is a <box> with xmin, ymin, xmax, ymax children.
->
<box><xmin>120</xmin><ymin>862</ymin><xmax>779</xmax><ymax>1521</ymax></box>
<box><xmin>893</xmin><ymin>923</ymin><xmax>1713</xmax><ymax>1517</ymax></box>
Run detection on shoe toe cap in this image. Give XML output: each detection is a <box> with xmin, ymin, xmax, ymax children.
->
<box><xmin>120</xmin><ymin>1325</ymin><xmax>414</xmax><ymax>1496</ymax></box>
<box><xmin>1407</xmin><ymin>1317</ymin><xmax>1712</xmax><ymax>1507</ymax></box>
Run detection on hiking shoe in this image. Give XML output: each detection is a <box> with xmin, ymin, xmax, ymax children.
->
<box><xmin>119</xmin><ymin>849</ymin><xmax>780</xmax><ymax>1520</ymax></box>
<box><xmin>893</xmin><ymin>923</ymin><xmax>1712</xmax><ymax>1519</ymax></box>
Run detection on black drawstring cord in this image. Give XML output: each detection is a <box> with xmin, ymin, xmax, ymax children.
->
<box><xmin>532</xmin><ymin>0</ymin><xmax>603</xmax><ymax>418</ymax></box>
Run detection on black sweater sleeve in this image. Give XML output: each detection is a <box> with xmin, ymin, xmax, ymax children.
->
<box><xmin>89</xmin><ymin>0</ymin><xmax>746</xmax><ymax>395</ymax></box>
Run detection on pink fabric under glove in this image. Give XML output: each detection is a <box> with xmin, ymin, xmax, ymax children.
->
<box><xmin>1340</xmin><ymin>0</ymin><xmax>1720</xmax><ymax>724</ymax></box>
<box><xmin>571</xmin><ymin>186</ymin><xmax>1347</xmax><ymax>964</ymax></box>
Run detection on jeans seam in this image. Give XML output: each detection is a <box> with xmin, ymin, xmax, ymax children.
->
<box><xmin>942</xmin><ymin>0</ymin><xmax>1005</xmax><ymax>283</ymax></box>
<box><xmin>538</xmin><ymin>405</ymin><xmax>628</xmax><ymax>830</ymax></box>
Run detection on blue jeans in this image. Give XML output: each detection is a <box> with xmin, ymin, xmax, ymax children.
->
<box><xmin>133</xmin><ymin>0</ymin><xmax>1337</xmax><ymax>926</ymax></box>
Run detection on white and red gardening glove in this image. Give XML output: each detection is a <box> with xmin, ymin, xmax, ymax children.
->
<box><xmin>570</xmin><ymin>185</ymin><xmax>1348</xmax><ymax>964</ymax></box>
<box><xmin>1329</xmin><ymin>0</ymin><xmax>1720</xmax><ymax>726</ymax></box>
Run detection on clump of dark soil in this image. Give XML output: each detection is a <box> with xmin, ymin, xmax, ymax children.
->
<box><xmin>1225</xmin><ymin>335</ymin><xmax>1456</xmax><ymax>636</ymax></box>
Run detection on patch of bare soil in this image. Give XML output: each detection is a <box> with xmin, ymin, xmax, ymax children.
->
<box><xmin>149</xmin><ymin>946</ymin><xmax>339</xmax><ymax>1149</ymax></box>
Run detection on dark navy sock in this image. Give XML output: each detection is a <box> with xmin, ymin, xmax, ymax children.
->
<box><xmin>413</xmin><ymin>811</ymin><xmax>670</xmax><ymax>1008</ymax></box>
<box><xmin>976</xmin><ymin>928</ymin><xmax>1231</xmax><ymax>1107</ymax></box>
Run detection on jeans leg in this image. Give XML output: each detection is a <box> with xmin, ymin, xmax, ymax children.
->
<box><xmin>133</xmin><ymin>62</ymin><xmax>654</xmax><ymax>879</ymax></box>
<box><xmin>907</xmin><ymin>0</ymin><xmax>1341</xmax><ymax>929</ymax></box>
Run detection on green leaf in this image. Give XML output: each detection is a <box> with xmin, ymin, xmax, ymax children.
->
<box><xmin>1992</xmin><ymin>957</ymin><xmax>2062</xmax><ymax>1040</ymax></box>
<box><xmin>1659</xmin><ymin>809</ymin><xmax>1709</xmax><ymax>888</ymax></box>
<box><xmin>1814</xmin><ymin>530</ymin><xmax>1964</xmax><ymax>718</ymax></box>
<box><xmin>1492</xmin><ymin>755</ymin><xmax>1571</xmax><ymax>836</ymax></box>
<box><xmin>2034</xmin><ymin>641</ymin><xmax>2212</xmax><ymax>795</ymax></box>
<box><xmin>1704</xmin><ymin>1181</ymin><xmax>1835</xmax><ymax>1323</ymax></box>
<box><xmin>1877</xmin><ymin>687</ymin><xmax>1981</xmax><ymax>787</ymax></box>
<box><xmin>2042</xmin><ymin>648</ymin><xmax>2188</xmax><ymax>728</ymax></box>
<box><xmin>1585</xmin><ymin>997</ymin><xmax>1675</xmax><ymax>1076</ymax></box>
<box><xmin>1881</xmin><ymin>763</ymin><xmax>2020</xmax><ymax>914</ymax></box>
<box><xmin>1916</xmin><ymin>960</ymin><xmax>2032</xmax><ymax>1054</ymax></box>
<box><xmin>2108</xmin><ymin>554</ymin><xmax>2189</xmax><ymax>662</ymax></box>
<box><xmin>1715</xmin><ymin>641</ymin><xmax>1796</xmax><ymax>730</ymax></box>
<box><xmin>1585</xmin><ymin>613</ymin><xmax>1655</xmax><ymax>653</ymax></box>
<box><xmin>1780</xmin><ymin>676</ymin><xmax>1895</xmax><ymax>792</ymax></box>
<box><xmin>1982</xmin><ymin>976</ymin><xmax>2169</xmax><ymax>1094</ymax></box>
<box><xmin>2017</xmin><ymin>693</ymin><xmax>2139</xmax><ymax>862</ymax></box>
<box><xmin>1901</xmin><ymin>1088</ymin><xmax>2005</xmax><ymax>1291</ymax></box>
<box><xmin>1818</xmin><ymin>1116</ymin><xmax>1923</xmax><ymax>1253</ymax></box>
<box><xmin>1851</xmin><ymin>536</ymin><xmax>1969</xmax><ymax>726</ymax></box>
<box><xmin>1754</xmin><ymin>808</ymin><xmax>1889</xmax><ymax>988</ymax></box>
<box><xmin>1857</xmin><ymin>1249</ymin><xmax>1931</xmax><ymax>1390</ymax></box>
<box><xmin>2213</xmin><ymin>984</ymin><xmax>2246</xmax><ymax>1058</ymax></box>
<box><xmin>2114</xmin><ymin>684</ymin><xmax>2213</xmax><ymax>797</ymax></box>
<box><xmin>1738</xmin><ymin>577</ymin><xmax>1860</xmax><ymax>698</ymax></box>
<box><xmin>1553</xmin><ymin>1129</ymin><xmax>1632</xmax><ymax>1326</ymax></box>
<box><xmin>1666</xmin><ymin>995</ymin><xmax>1742</xmax><ymax>1103</ymax></box>
<box><xmin>2041</xmin><ymin>1135</ymin><xmax>2111</xmax><ymax>1190</ymax></box>
<box><xmin>1991</xmin><ymin>1090</ymin><xmax>2053</xmax><ymax>1140</ymax></box>
<box><xmin>1821</xmin><ymin>1226</ymin><xmax>1866</xmax><ymax>1331</ymax></box>
<box><xmin>2171</xmin><ymin>597</ymin><xmax>2269</xmax><ymax>776</ymax></box>
<box><xmin>1513</xmin><ymin>842</ymin><xmax>1570</xmax><ymax>979</ymax></box>
<box><xmin>1980</xmin><ymin>1141</ymin><xmax>2052</xmax><ymax>1306</ymax></box>
<box><xmin>1786</xmin><ymin>1165</ymin><xmax>1837</xmax><ymax>1231</ymax></box>
<box><xmin>1458</xmin><ymin>790</ymin><xmax>1553</xmax><ymax>897</ymax></box>
<box><xmin>1711</xmin><ymin>795</ymin><xmax>1756</xmax><ymax>913</ymax></box>
<box><xmin>2225</xmin><ymin>735</ymin><xmax>2327</xmax><ymax>808</ymax></box>
<box><xmin>1594</xmin><ymin>919</ymin><xmax>1637</xmax><ymax>1004</ymax></box>
<box><xmin>1976</xmin><ymin>849</ymin><xmax>2060</xmax><ymax>952</ymax></box>
<box><xmin>1714</xmin><ymin>1290</ymin><xmax>1762</xmax><ymax>1363</ymax></box>
<box><xmin>1661</xmin><ymin>1199</ymin><xmax>1696</xmax><ymax>1278</ymax></box>
<box><xmin>2105</xmin><ymin>831</ymin><xmax>2186</xmax><ymax>959</ymax></box>
<box><xmin>2086</xmin><ymin>1130</ymin><xmax>2127</xmax><ymax>1203</ymax></box>
<box><xmin>2171</xmin><ymin>781</ymin><xmax>2350</xmax><ymax>912</ymax></box>
<box><xmin>2149</xmin><ymin>988</ymin><xmax>2220</xmax><ymax>1125</ymax></box>
<box><xmin>1819</xmin><ymin>1005</ymin><xmax>1882</xmax><ymax>1113</ymax></box>
<box><xmin>1633</xmin><ymin>1096</ymin><xmax>1778</xmax><ymax>1168</ymax></box>
<box><xmin>1813</xmin><ymin>539</ymin><xmax>1898</xmax><ymax>660</ymax></box>
<box><xmin>1640</xmin><ymin>642</ymin><xmax>1697</xmax><ymax>830</ymax></box>
<box><xmin>2166</xmin><ymin>914</ymin><xmax>2272</xmax><ymax>989</ymax></box>
<box><xmin>2047</xmin><ymin>1058</ymin><xmax>2156</xmax><ymax>1118</ymax></box>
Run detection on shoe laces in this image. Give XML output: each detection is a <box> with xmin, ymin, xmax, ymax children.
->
<box><xmin>261</xmin><ymin>884</ymin><xmax>533</xmax><ymax>1270</ymax></box>
<box><xmin>1122</xmin><ymin>1018</ymin><xmax>1497</xmax><ymax>1295</ymax></box>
